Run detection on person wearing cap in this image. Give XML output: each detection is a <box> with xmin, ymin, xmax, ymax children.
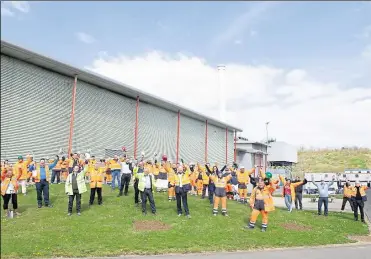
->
<box><xmin>89</xmin><ymin>162</ymin><xmax>104</xmax><ymax>206</ymax></box>
<box><xmin>340</xmin><ymin>180</ymin><xmax>354</xmax><ymax>212</ymax></box>
<box><xmin>311</xmin><ymin>174</ymin><xmax>335</xmax><ymax>216</ymax></box>
<box><xmin>170</xmin><ymin>165</ymin><xmax>192</xmax><ymax>218</ymax></box>
<box><xmin>351</xmin><ymin>180</ymin><xmax>368</xmax><ymax>223</ymax></box>
<box><xmin>136</xmin><ymin>167</ymin><xmax>156</xmax><ymax>215</ymax></box>
<box><xmin>14</xmin><ymin>155</ymin><xmax>31</xmax><ymax>195</ymax></box>
<box><xmin>28</xmin><ymin>156</ymin><xmax>58</xmax><ymax>208</ymax></box>
<box><xmin>1</xmin><ymin>167</ymin><xmax>21</xmax><ymax>217</ymax></box>
<box><xmin>279</xmin><ymin>175</ymin><xmax>307</xmax><ymax>212</ymax></box>
<box><xmin>246</xmin><ymin>177</ymin><xmax>277</xmax><ymax>232</ymax></box>
<box><xmin>65</xmin><ymin>165</ymin><xmax>88</xmax><ymax>216</ymax></box>
<box><xmin>237</xmin><ymin>166</ymin><xmax>252</xmax><ymax>204</ymax></box>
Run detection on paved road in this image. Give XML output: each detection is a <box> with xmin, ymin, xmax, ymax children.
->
<box><xmin>69</xmin><ymin>244</ymin><xmax>371</xmax><ymax>259</ymax></box>
<box><xmin>273</xmin><ymin>197</ymin><xmax>352</xmax><ymax>212</ymax></box>
<box><xmin>365</xmin><ymin>189</ymin><xmax>371</xmax><ymax>223</ymax></box>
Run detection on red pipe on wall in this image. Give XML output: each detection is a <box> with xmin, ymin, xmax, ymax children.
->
<box><xmin>205</xmin><ymin>120</ymin><xmax>208</xmax><ymax>163</ymax></box>
<box><xmin>134</xmin><ymin>96</ymin><xmax>139</xmax><ymax>160</ymax></box>
<box><xmin>225</xmin><ymin>127</ymin><xmax>228</xmax><ymax>164</ymax></box>
<box><xmin>67</xmin><ymin>75</ymin><xmax>77</xmax><ymax>156</ymax></box>
<box><xmin>176</xmin><ymin>110</ymin><xmax>180</xmax><ymax>164</ymax></box>
<box><xmin>234</xmin><ymin>130</ymin><xmax>237</xmax><ymax>162</ymax></box>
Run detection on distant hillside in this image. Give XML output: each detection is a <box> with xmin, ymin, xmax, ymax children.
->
<box><xmin>293</xmin><ymin>148</ymin><xmax>371</xmax><ymax>173</ymax></box>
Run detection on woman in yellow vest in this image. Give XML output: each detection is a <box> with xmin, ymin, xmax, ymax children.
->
<box><xmin>89</xmin><ymin>162</ymin><xmax>104</xmax><ymax>206</ymax></box>
<box><xmin>1</xmin><ymin>167</ymin><xmax>21</xmax><ymax>217</ymax></box>
<box><xmin>170</xmin><ymin>165</ymin><xmax>192</xmax><ymax>218</ymax></box>
<box><xmin>205</xmin><ymin>164</ymin><xmax>230</xmax><ymax>216</ymax></box>
<box><xmin>247</xmin><ymin>177</ymin><xmax>277</xmax><ymax>232</ymax></box>
<box><xmin>237</xmin><ymin>166</ymin><xmax>252</xmax><ymax>204</ymax></box>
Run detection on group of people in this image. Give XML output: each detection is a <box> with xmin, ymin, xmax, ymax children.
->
<box><xmin>1</xmin><ymin>152</ymin><xmax>369</xmax><ymax>231</ymax></box>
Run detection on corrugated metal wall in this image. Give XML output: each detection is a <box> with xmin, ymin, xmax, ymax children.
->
<box><xmin>1</xmin><ymin>54</ymin><xmax>72</xmax><ymax>161</ymax></box>
<box><xmin>137</xmin><ymin>102</ymin><xmax>177</xmax><ymax>161</ymax></box>
<box><xmin>227</xmin><ymin>130</ymin><xmax>234</xmax><ymax>164</ymax></box>
<box><xmin>72</xmin><ymin>80</ymin><xmax>136</xmax><ymax>159</ymax></box>
<box><xmin>179</xmin><ymin>115</ymin><xmax>205</xmax><ymax>163</ymax></box>
<box><xmin>207</xmin><ymin>124</ymin><xmax>225</xmax><ymax>164</ymax></box>
<box><xmin>1</xmin><ymin>55</ymin><xmax>238</xmax><ymax>164</ymax></box>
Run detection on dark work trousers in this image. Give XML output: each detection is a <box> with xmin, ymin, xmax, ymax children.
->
<box><xmin>134</xmin><ymin>179</ymin><xmax>139</xmax><ymax>204</ymax></box>
<box><xmin>202</xmin><ymin>184</ymin><xmax>208</xmax><ymax>198</ymax></box>
<box><xmin>295</xmin><ymin>192</ymin><xmax>303</xmax><ymax>209</ymax></box>
<box><xmin>341</xmin><ymin>197</ymin><xmax>354</xmax><ymax>211</ymax></box>
<box><xmin>89</xmin><ymin>187</ymin><xmax>102</xmax><ymax>205</ymax></box>
<box><xmin>51</xmin><ymin>170</ymin><xmax>61</xmax><ymax>184</ymax></box>
<box><xmin>141</xmin><ymin>188</ymin><xmax>156</xmax><ymax>214</ymax></box>
<box><xmin>353</xmin><ymin>200</ymin><xmax>365</xmax><ymax>221</ymax></box>
<box><xmin>68</xmin><ymin>190</ymin><xmax>81</xmax><ymax>213</ymax></box>
<box><xmin>208</xmin><ymin>184</ymin><xmax>215</xmax><ymax>205</ymax></box>
<box><xmin>318</xmin><ymin>197</ymin><xmax>329</xmax><ymax>216</ymax></box>
<box><xmin>2</xmin><ymin>194</ymin><xmax>18</xmax><ymax>210</ymax></box>
<box><xmin>176</xmin><ymin>189</ymin><xmax>189</xmax><ymax>215</ymax></box>
<box><xmin>119</xmin><ymin>174</ymin><xmax>132</xmax><ymax>196</ymax></box>
<box><xmin>36</xmin><ymin>179</ymin><xmax>50</xmax><ymax>206</ymax></box>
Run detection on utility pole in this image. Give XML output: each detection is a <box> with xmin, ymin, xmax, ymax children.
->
<box><xmin>265</xmin><ymin>121</ymin><xmax>270</xmax><ymax>144</ymax></box>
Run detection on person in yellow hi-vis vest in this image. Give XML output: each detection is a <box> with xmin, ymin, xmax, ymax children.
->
<box><xmin>205</xmin><ymin>164</ymin><xmax>229</xmax><ymax>216</ymax></box>
<box><xmin>89</xmin><ymin>162</ymin><xmax>104</xmax><ymax>206</ymax></box>
<box><xmin>237</xmin><ymin>166</ymin><xmax>252</xmax><ymax>204</ymax></box>
<box><xmin>14</xmin><ymin>156</ymin><xmax>30</xmax><ymax>195</ymax></box>
<box><xmin>1</xmin><ymin>167</ymin><xmax>21</xmax><ymax>217</ymax></box>
<box><xmin>247</xmin><ymin>177</ymin><xmax>277</xmax><ymax>232</ymax></box>
<box><xmin>29</xmin><ymin>156</ymin><xmax>58</xmax><ymax>208</ymax></box>
<box><xmin>170</xmin><ymin>165</ymin><xmax>192</xmax><ymax>219</ymax></box>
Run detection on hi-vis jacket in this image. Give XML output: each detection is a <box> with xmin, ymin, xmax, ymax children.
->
<box><xmin>1</xmin><ymin>174</ymin><xmax>19</xmax><ymax>195</ymax></box>
<box><xmin>14</xmin><ymin>160</ymin><xmax>30</xmax><ymax>180</ymax></box>
<box><xmin>136</xmin><ymin>173</ymin><xmax>156</xmax><ymax>192</ymax></box>
<box><xmin>30</xmin><ymin>160</ymin><xmax>58</xmax><ymax>183</ymax></box>
<box><xmin>350</xmin><ymin>185</ymin><xmax>368</xmax><ymax>200</ymax></box>
<box><xmin>279</xmin><ymin>175</ymin><xmax>305</xmax><ymax>201</ymax></box>
<box><xmin>109</xmin><ymin>159</ymin><xmax>121</xmax><ymax>170</ymax></box>
<box><xmin>343</xmin><ymin>184</ymin><xmax>353</xmax><ymax>198</ymax></box>
<box><xmin>171</xmin><ymin>171</ymin><xmax>192</xmax><ymax>193</ymax></box>
<box><xmin>237</xmin><ymin>170</ymin><xmax>251</xmax><ymax>189</ymax></box>
<box><xmin>90</xmin><ymin>169</ymin><xmax>104</xmax><ymax>188</ymax></box>
<box><xmin>209</xmin><ymin>174</ymin><xmax>232</xmax><ymax>197</ymax></box>
<box><xmin>65</xmin><ymin>166</ymin><xmax>88</xmax><ymax>195</ymax></box>
<box><xmin>250</xmin><ymin>183</ymin><xmax>276</xmax><ymax>212</ymax></box>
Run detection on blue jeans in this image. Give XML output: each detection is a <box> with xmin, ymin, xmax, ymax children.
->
<box><xmin>284</xmin><ymin>195</ymin><xmax>292</xmax><ymax>210</ymax></box>
<box><xmin>318</xmin><ymin>197</ymin><xmax>329</xmax><ymax>216</ymax></box>
<box><xmin>111</xmin><ymin>170</ymin><xmax>121</xmax><ymax>190</ymax></box>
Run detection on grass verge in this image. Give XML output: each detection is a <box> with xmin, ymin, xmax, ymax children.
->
<box><xmin>1</xmin><ymin>184</ymin><xmax>369</xmax><ymax>258</ymax></box>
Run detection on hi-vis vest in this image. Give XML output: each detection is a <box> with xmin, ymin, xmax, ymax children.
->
<box><xmin>90</xmin><ymin>170</ymin><xmax>104</xmax><ymax>188</ymax></box>
<box><xmin>34</xmin><ymin>165</ymin><xmax>51</xmax><ymax>182</ymax></box>
<box><xmin>1</xmin><ymin>176</ymin><xmax>19</xmax><ymax>195</ymax></box>
<box><xmin>250</xmin><ymin>185</ymin><xmax>276</xmax><ymax>212</ymax></box>
<box><xmin>14</xmin><ymin>161</ymin><xmax>29</xmax><ymax>180</ymax></box>
<box><xmin>109</xmin><ymin>160</ymin><xmax>121</xmax><ymax>170</ymax></box>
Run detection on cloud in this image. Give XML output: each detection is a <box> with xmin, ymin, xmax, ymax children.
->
<box><xmin>75</xmin><ymin>32</ymin><xmax>96</xmax><ymax>44</ymax></box>
<box><xmin>234</xmin><ymin>40</ymin><xmax>242</xmax><ymax>45</ymax></box>
<box><xmin>1</xmin><ymin>6</ymin><xmax>14</xmax><ymax>17</ymax></box>
<box><xmin>1</xmin><ymin>1</ymin><xmax>30</xmax><ymax>17</ymax></box>
<box><xmin>212</xmin><ymin>2</ymin><xmax>279</xmax><ymax>50</ymax></box>
<box><xmin>87</xmin><ymin>51</ymin><xmax>371</xmax><ymax>148</ymax></box>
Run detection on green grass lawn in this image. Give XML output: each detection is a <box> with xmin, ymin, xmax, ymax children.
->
<box><xmin>1</xmin><ymin>184</ymin><xmax>369</xmax><ymax>258</ymax></box>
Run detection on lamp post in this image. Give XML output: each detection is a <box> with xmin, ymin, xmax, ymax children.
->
<box><xmin>265</xmin><ymin>121</ymin><xmax>270</xmax><ymax>144</ymax></box>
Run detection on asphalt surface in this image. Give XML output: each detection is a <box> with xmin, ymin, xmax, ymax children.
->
<box><xmin>365</xmin><ymin>189</ymin><xmax>371</xmax><ymax>223</ymax></box>
<box><xmin>66</xmin><ymin>244</ymin><xmax>371</xmax><ymax>259</ymax></box>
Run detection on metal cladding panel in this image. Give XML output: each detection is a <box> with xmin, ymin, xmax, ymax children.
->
<box><xmin>227</xmin><ymin>130</ymin><xmax>234</xmax><ymax>164</ymax></box>
<box><xmin>72</xmin><ymin>80</ymin><xmax>136</xmax><ymax>158</ymax></box>
<box><xmin>137</xmin><ymin>102</ymin><xmax>177</xmax><ymax>161</ymax></box>
<box><xmin>179</xmin><ymin>115</ymin><xmax>205</xmax><ymax>164</ymax></box>
<box><xmin>1</xmin><ymin>54</ymin><xmax>72</xmax><ymax>161</ymax></box>
<box><xmin>207</xmin><ymin>124</ymin><xmax>225</xmax><ymax>164</ymax></box>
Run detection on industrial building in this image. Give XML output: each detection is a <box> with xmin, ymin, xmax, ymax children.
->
<box><xmin>1</xmin><ymin>40</ymin><xmax>242</xmax><ymax>163</ymax></box>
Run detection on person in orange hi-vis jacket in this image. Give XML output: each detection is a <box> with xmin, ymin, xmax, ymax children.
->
<box><xmin>89</xmin><ymin>162</ymin><xmax>104</xmax><ymax>206</ymax></box>
<box><xmin>246</xmin><ymin>177</ymin><xmax>277</xmax><ymax>232</ymax></box>
<box><xmin>14</xmin><ymin>155</ymin><xmax>31</xmax><ymax>196</ymax></box>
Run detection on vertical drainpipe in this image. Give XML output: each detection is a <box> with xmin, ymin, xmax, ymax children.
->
<box><xmin>67</xmin><ymin>75</ymin><xmax>78</xmax><ymax>156</ymax></box>
<box><xmin>205</xmin><ymin>120</ymin><xmax>208</xmax><ymax>163</ymax></box>
<box><xmin>134</xmin><ymin>96</ymin><xmax>139</xmax><ymax>160</ymax></box>
<box><xmin>234</xmin><ymin>130</ymin><xmax>237</xmax><ymax>162</ymax></box>
<box><xmin>176</xmin><ymin>110</ymin><xmax>180</xmax><ymax>164</ymax></box>
<box><xmin>225</xmin><ymin>127</ymin><xmax>228</xmax><ymax>164</ymax></box>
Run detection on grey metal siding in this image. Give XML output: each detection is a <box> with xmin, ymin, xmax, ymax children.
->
<box><xmin>72</xmin><ymin>80</ymin><xmax>136</xmax><ymax>159</ymax></box>
<box><xmin>227</xmin><ymin>130</ymin><xmax>234</xmax><ymax>164</ymax></box>
<box><xmin>179</xmin><ymin>115</ymin><xmax>205</xmax><ymax>164</ymax></box>
<box><xmin>1</xmin><ymin>54</ymin><xmax>72</xmax><ymax>161</ymax></box>
<box><xmin>207</xmin><ymin>124</ymin><xmax>225</xmax><ymax>164</ymax></box>
<box><xmin>137</xmin><ymin>102</ymin><xmax>177</xmax><ymax>162</ymax></box>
